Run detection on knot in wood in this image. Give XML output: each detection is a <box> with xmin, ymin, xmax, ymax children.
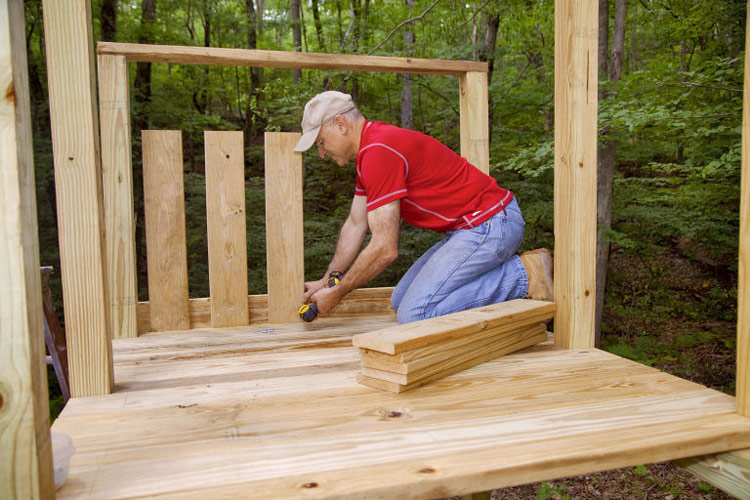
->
<box><xmin>418</xmin><ymin>467</ymin><xmax>435</xmax><ymax>474</ymax></box>
<box><xmin>302</xmin><ymin>482</ymin><xmax>318</xmax><ymax>489</ymax></box>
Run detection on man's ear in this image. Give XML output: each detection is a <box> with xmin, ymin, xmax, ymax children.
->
<box><xmin>333</xmin><ymin>115</ymin><xmax>348</xmax><ymax>135</ymax></box>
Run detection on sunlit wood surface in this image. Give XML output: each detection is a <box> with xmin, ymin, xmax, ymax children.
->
<box><xmin>52</xmin><ymin>314</ymin><xmax>750</xmax><ymax>499</ymax></box>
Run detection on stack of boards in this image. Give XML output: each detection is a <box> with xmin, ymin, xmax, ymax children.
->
<box><xmin>353</xmin><ymin>299</ymin><xmax>555</xmax><ymax>393</ymax></box>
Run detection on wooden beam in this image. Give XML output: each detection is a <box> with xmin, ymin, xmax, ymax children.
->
<box><xmin>204</xmin><ymin>131</ymin><xmax>249</xmax><ymax>327</ymax></box>
<box><xmin>142</xmin><ymin>130</ymin><xmax>190</xmax><ymax>331</ymax></box>
<box><xmin>737</xmin><ymin>0</ymin><xmax>750</xmax><ymax>417</ymax></box>
<box><xmin>459</xmin><ymin>71</ymin><xmax>490</xmax><ymax>174</ymax></box>
<box><xmin>677</xmin><ymin>450</ymin><xmax>750</xmax><ymax>500</ymax></box>
<box><xmin>97</xmin><ymin>42</ymin><xmax>488</xmax><ymax>76</ymax></box>
<box><xmin>98</xmin><ymin>53</ymin><xmax>137</xmax><ymax>339</ymax></box>
<box><xmin>0</xmin><ymin>0</ymin><xmax>55</xmax><ymax>495</ymax></box>
<box><xmin>42</xmin><ymin>0</ymin><xmax>113</xmax><ymax>396</ymax></box>
<box><xmin>135</xmin><ymin>287</ymin><xmax>395</xmax><ymax>333</ymax></box>
<box><xmin>265</xmin><ymin>132</ymin><xmax>305</xmax><ymax>323</ymax></box>
<box><xmin>553</xmin><ymin>0</ymin><xmax>598</xmax><ymax>349</ymax></box>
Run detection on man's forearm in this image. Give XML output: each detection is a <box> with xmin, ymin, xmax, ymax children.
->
<box><xmin>325</xmin><ymin>216</ymin><xmax>366</xmax><ymax>277</ymax></box>
<box><xmin>337</xmin><ymin>238</ymin><xmax>397</xmax><ymax>295</ymax></box>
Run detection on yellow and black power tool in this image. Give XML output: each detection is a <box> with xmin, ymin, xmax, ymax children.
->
<box><xmin>298</xmin><ymin>271</ymin><xmax>344</xmax><ymax>322</ymax></box>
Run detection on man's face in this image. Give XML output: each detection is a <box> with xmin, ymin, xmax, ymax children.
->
<box><xmin>315</xmin><ymin>120</ymin><xmax>351</xmax><ymax>167</ymax></box>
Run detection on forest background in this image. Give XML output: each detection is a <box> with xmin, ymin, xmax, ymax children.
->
<box><xmin>24</xmin><ymin>0</ymin><xmax>748</xmax><ymax>497</ymax></box>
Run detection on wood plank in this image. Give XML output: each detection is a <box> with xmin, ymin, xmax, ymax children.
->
<box><xmin>42</xmin><ymin>0</ymin><xmax>113</xmax><ymax>396</ymax></box>
<box><xmin>134</xmin><ymin>287</ymin><xmax>395</xmax><ymax>333</ymax></box>
<box><xmin>265</xmin><ymin>132</ymin><xmax>304</xmax><ymax>323</ymax></box>
<box><xmin>459</xmin><ymin>71</ymin><xmax>490</xmax><ymax>174</ymax></box>
<box><xmin>737</xmin><ymin>0</ymin><xmax>750</xmax><ymax>416</ymax></box>
<box><xmin>98</xmin><ymin>53</ymin><xmax>138</xmax><ymax>339</ymax></box>
<box><xmin>0</xmin><ymin>0</ymin><xmax>55</xmax><ymax>495</ymax></box>
<box><xmin>678</xmin><ymin>449</ymin><xmax>750</xmax><ymax>500</ymax></box>
<box><xmin>352</xmin><ymin>299</ymin><xmax>554</xmax><ymax>354</ymax></box>
<box><xmin>553</xmin><ymin>0</ymin><xmax>598</xmax><ymax>349</ymax></box>
<box><xmin>97</xmin><ymin>42</ymin><xmax>488</xmax><ymax>76</ymax></box>
<box><xmin>204</xmin><ymin>131</ymin><xmax>249</xmax><ymax>327</ymax></box>
<box><xmin>142</xmin><ymin>130</ymin><xmax>190</xmax><ymax>331</ymax></box>
<box><xmin>360</xmin><ymin>330</ymin><xmax>548</xmax><ymax>389</ymax></box>
<box><xmin>360</xmin><ymin>323</ymin><xmax>547</xmax><ymax>375</ymax></box>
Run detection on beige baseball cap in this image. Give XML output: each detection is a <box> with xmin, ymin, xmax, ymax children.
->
<box><xmin>294</xmin><ymin>91</ymin><xmax>356</xmax><ymax>152</ymax></box>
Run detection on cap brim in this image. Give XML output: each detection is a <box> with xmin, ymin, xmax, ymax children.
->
<box><xmin>294</xmin><ymin>127</ymin><xmax>320</xmax><ymax>152</ymax></box>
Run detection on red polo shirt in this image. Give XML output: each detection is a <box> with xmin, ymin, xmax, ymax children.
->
<box><xmin>354</xmin><ymin>121</ymin><xmax>513</xmax><ymax>232</ymax></box>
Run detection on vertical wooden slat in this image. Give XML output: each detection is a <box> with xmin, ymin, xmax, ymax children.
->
<box><xmin>98</xmin><ymin>53</ymin><xmax>137</xmax><ymax>339</ymax></box>
<box><xmin>736</xmin><ymin>0</ymin><xmax>750</xmax><ymax>417</ymax></box>
<box><xmin>204</xmin><ymin>131</ymin><xmax>249</xmax><ymax>327</ymax></box>
<box><xmin>0</xmin><ymin>0</ymin><xmax>55</xmax><ymax>497</ymax></box>
<box><xmin>459</xmin><ymin>71</ymin><xmax>490</xmax><ymax>174</ymax></box>
<box><xmin>553</xmin><ymin>0</ymin><xmax>598</xmax><ymax>349</ymax></box>
<box><xmin>142</xmin><ymin>130</ymin><xmax>190</xmax><ymax>331</ymax></box>
<box><xmin>265</xmin><ymin>132</ymin><xmax>304</xmax><ymax>323</ymax></box>
<box><xmin>42</xmin><ymin>0</ymin><xmax>113</xmax><ymax>396</ymax></box>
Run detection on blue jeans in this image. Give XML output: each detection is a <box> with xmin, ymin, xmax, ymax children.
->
<box><xmin>391</xmin><ymin>197</ymin><xmax>528</xmax><ymax>323</ymax></box>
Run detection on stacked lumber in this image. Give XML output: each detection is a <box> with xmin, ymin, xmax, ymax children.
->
<box><xmin>352</xmin><ymin>299</ymin><xmax>555</xmax><ymax>393</ymax></box>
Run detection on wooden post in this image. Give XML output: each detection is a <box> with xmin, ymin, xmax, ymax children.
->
<box><xmin>553</xmin><ymin>0</ymin><xmax>598</xmax><ymax>349</ymax></box>
<box><xmin>0</xmin><ymin>0</ymin><xmax>55</xmax><ymax>496</ymax></box>
<box><xmin>42</xmin><ymin>0</ymin><xmax>113</xmax><ymax>395</ymax></box>
<box><xmin>205</xmin><ymin>131</ymin><xmax>249</xmax><ymax>327</ymax></box>
<box><xmin>142</xmin><ymin>130</ymin><xmax>191</xmax><ymax>331</ymax></box>
<box><xmin>98</xmin><ymin>53</ymin><xmax>138</xmax><ymax>339</ymax></box>
<box><xmin>737</xmin><ymin>0</ymin><xmax>750</xmax><ymax>417</ymax></box>
<box><xmin>459</xmin><ymin>71</ymin><xmax>490</xmax><ymax>174</ymax></box>
<box><xmin>265</xmin><ymin>132</ymin><xmax>304</xmax><ymax>323</ymax></box>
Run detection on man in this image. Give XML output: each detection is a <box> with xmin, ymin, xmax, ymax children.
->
<box><xmin>295</xmin><ymin>91</ymin><xmax>552</xmax><ymax>324</ymax></box>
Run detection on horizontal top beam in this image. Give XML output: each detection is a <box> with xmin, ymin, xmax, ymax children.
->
<box><xmin>97</xmin><ymin>42</ymin><xmax>488</xmax><ymax>76</ymax></box>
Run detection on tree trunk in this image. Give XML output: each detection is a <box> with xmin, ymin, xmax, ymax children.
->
<box><xmin>595</xmin><ymin>0</ymin><xmax>626</xmax><ymax>345</ymax></box>
<box><xmin>400</xmin><ymin>0</ymin><xmax>415</xmax><ymax>129</ymax></box>
<box><xmin>311</xmin><ymin>0</ymin><xmax>325</xmax><ymax>50</ymax></box>
<box><xmin>480</xmin><ymin>11</ymin><xmax>499</xmax><ymax>145</ymax></box>
<box><xmin>598</xmin><ymin>0</ymin><xmax>608</xmax><ymax>77</ymax></box>
<box><xmin>245</xmin><ymin>0</ymin><xmax>264</xmax><ymax>140</ymax></box>
<box><xmin>291</xmin><ymin>0</ymin><xmax>302</xmax><ymax>82</ymax></box>
<box><xmin>101</xmin><ymin>0</ymin><xmax>117</xmax><ymax>41</ymax></box>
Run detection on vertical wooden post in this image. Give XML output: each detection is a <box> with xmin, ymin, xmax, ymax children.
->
<box><xmin>553</xmin><ymin>0</ymin><xmax>598</xmax><ymax>349</ymax></box>
<box><xmin>98</xmin><ymin>54</ymin><xmax>138</xmax><ymax>339</ymax></box>
<box><xmin>265</xmin><ymin>132</ymin><xmax>304</xmax><ymax>323</ymax></box>
<box><xmin>142</xmin><ymin>130</ymin><xmax>191</xmax><ymax>331</ymax></box>
<box><xmin>1</xmin><ymin>0</ymin><xmax>55</xmax><ymax>497</ymax></box>
<box><xmin>736</xmin><ymin>0</ymin><xmax>750</xmax><ymax>417</ymax></box>
<box><xmin>42</xmin><ymin>0</ymin><xmax>113</xmax><ymax>395</ymax></box>
<box><xmin>459</xmin><ymin>71</ymin><xmax>490</xmax><ymax>174</ymax></box>
<box><xmin>205</xmin><ymin>131</ymin><xmax>249</xmax><ymax>327</ymax></box>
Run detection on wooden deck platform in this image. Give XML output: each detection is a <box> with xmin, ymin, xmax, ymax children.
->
<box><xmin>52</xmin><ymin>314</ymin><xmax>750</xmax><ymax>499</ymax></box>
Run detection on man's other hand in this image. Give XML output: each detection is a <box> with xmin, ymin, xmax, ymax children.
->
<box><xmin>302</xmin><ymin>278</ymin><xmax>328</xmax><ymax>303</ymax></box>
<box><xmin>310</xmin><ymin>286</ymin><xmax>343</xmax><ymax>315</ymax></box>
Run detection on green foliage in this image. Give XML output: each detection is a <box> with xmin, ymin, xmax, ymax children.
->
<box><xmin>536</xmin><ymin>482</ymin><xmax>572</xmax><ymax>500</ymax></box>
<box><xmin>633</xmin><ymin>465</ymin><xmax>649</xmax><ymax>476</ymax></box>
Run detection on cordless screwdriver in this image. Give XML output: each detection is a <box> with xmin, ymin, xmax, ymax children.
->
<box><xmin>298</xmin><ymin>271</ymin><xmax>344</xmax><ymax>322</ymax></box>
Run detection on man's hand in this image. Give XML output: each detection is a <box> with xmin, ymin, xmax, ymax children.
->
<box><xmin>302</xmin><ymin>278</ymin><xmax>328</xmax><ymax>303</ymax></box>
<box><xmin>310</xmin><ymin>285</ymin><xmax>344</xmax><ymax>315</ymax></box>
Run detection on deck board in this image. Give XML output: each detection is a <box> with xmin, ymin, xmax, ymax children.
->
<box><xmin>52</xmin><ymin>314</ymin><xmax>750</xmax><ymax>499</ymax></box>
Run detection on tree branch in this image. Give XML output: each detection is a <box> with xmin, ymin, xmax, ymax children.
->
<box><xmin>366</xmin><ymin>0</ymin><xmax>441</xmax><ymax>55</ymax></box>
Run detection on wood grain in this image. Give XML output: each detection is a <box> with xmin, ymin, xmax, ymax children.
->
<box><xmin>678</xmin><ymin>449</ymin><xmax>750</xmax><ymax>500</ymax></box>
<box><xmin>265</xmin><ymin>132</ymin><xmax>305</xmax><ymax>323</ymax></box>
<box><xmin>98</xmin><ymin>53</ymin><xmax>138</xmax><ymax>339</ymax></box>
<box><xmin>553</xmin><ymin>0</ymin><xmax>598</xmax><ymax>349</ymax></box>
<box><xmin>459</xmin><ymin>71</ymin><xmax>490</xmax><ymax>174</ymax></box>
<box><xmin>204</xmin><ymin>131</ymin><xmax>249</xmax><ymax>327</ymax></box>
<box><xmin>42</xmin><ymin>0</ymin><xmax>113</xmax><ymax>396</ymax></box>
<box><xmin>97</xmin><ymin>42</ymin><xmax>488</xmax><ymax>76</ymax></box>
<box><xmin>352</xmin><ymin>299</ymin><xmax>554</xmax><ymax>354</ymax></box>
<box><xmin>737</xmin><ymin>0</ymin><xmax>750</xmax><ymax>416</ymax></box>
<box><xmin>0</xmin><ymin>1</ymin><xmax>55</xmax><ymax>496</ymax></box>
<box><xmin>142</xmin><ymin>130</ymin><xmax>190</xmax><ymax>331</ymax></box>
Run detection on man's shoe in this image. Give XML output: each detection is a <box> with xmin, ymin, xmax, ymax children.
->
<box><xmin>519</xmin><ymin>248</ymin><xmax>554</xmax><ymax>302</ymax></box>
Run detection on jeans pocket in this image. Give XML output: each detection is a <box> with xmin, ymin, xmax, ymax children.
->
<box><xmin>493</xmin><ymin>215</ymin><xmax>524</xmax><ymax>261</ymax></box>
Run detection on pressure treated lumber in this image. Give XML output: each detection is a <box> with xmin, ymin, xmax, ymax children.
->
<box><xmin>50</xmin><ymin>321</ymin><xmax>750</xmax><ymax>499</ymax></box>
<box><xmin>265</xmin><ymin>132</ymin><xmax>305</xmax><ymax>323</ymax></box>
<box><xmin>0</xmin><ymin>1</ymin><xmax>55</xmax><ymax>496</ymax></box>
<box><xmin>98</xmin><ymin>53</ymin><xmax>138</xmax><ymax>339</ymax></box>
<box><xmin>205</xmin><ymin>131</ymin><xmax>249</xmax><ymax>327</ymax></box>
<box><xmin>42</xmin><ymin>0</ymin><xmax>113</xmax><ymax>396</ymax></box>
<box><xmin>553</xmin><ymin>0</ymin><xmax>598</xmax><ymax>349</ymax></box>
<box><xmin>352</xmin><ymin>299</ymin><xmax>554</xmax><ymax>354</ymax></box>
<box><xmin>737</xmin><ymin>0</ymin><xmax>750</xmax><ymax>416</ymax></box>
<box><xmin>459</xmin><ymin>71</ymin><xmax>490</xmax><ymax>174</ymax></box>
<box><xmin>142</xmin><ymin>130</ymin><xmax>190</xmax><ymax>331</ymax></box>
<box><xmin>97</xmin><ymin>42</ymin><xmax>488</xmax><ymax>76</ymax></box>
<box><xmin>678</xmin><ymin>449</ymin><xmax>750</xmax><ymax>500</ymax></box>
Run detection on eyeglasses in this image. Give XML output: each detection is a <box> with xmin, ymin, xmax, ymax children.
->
<box><xmin>315</xmin><ymin>124</ymin><xmax>331</xmax><ymax>150</ymax></box>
